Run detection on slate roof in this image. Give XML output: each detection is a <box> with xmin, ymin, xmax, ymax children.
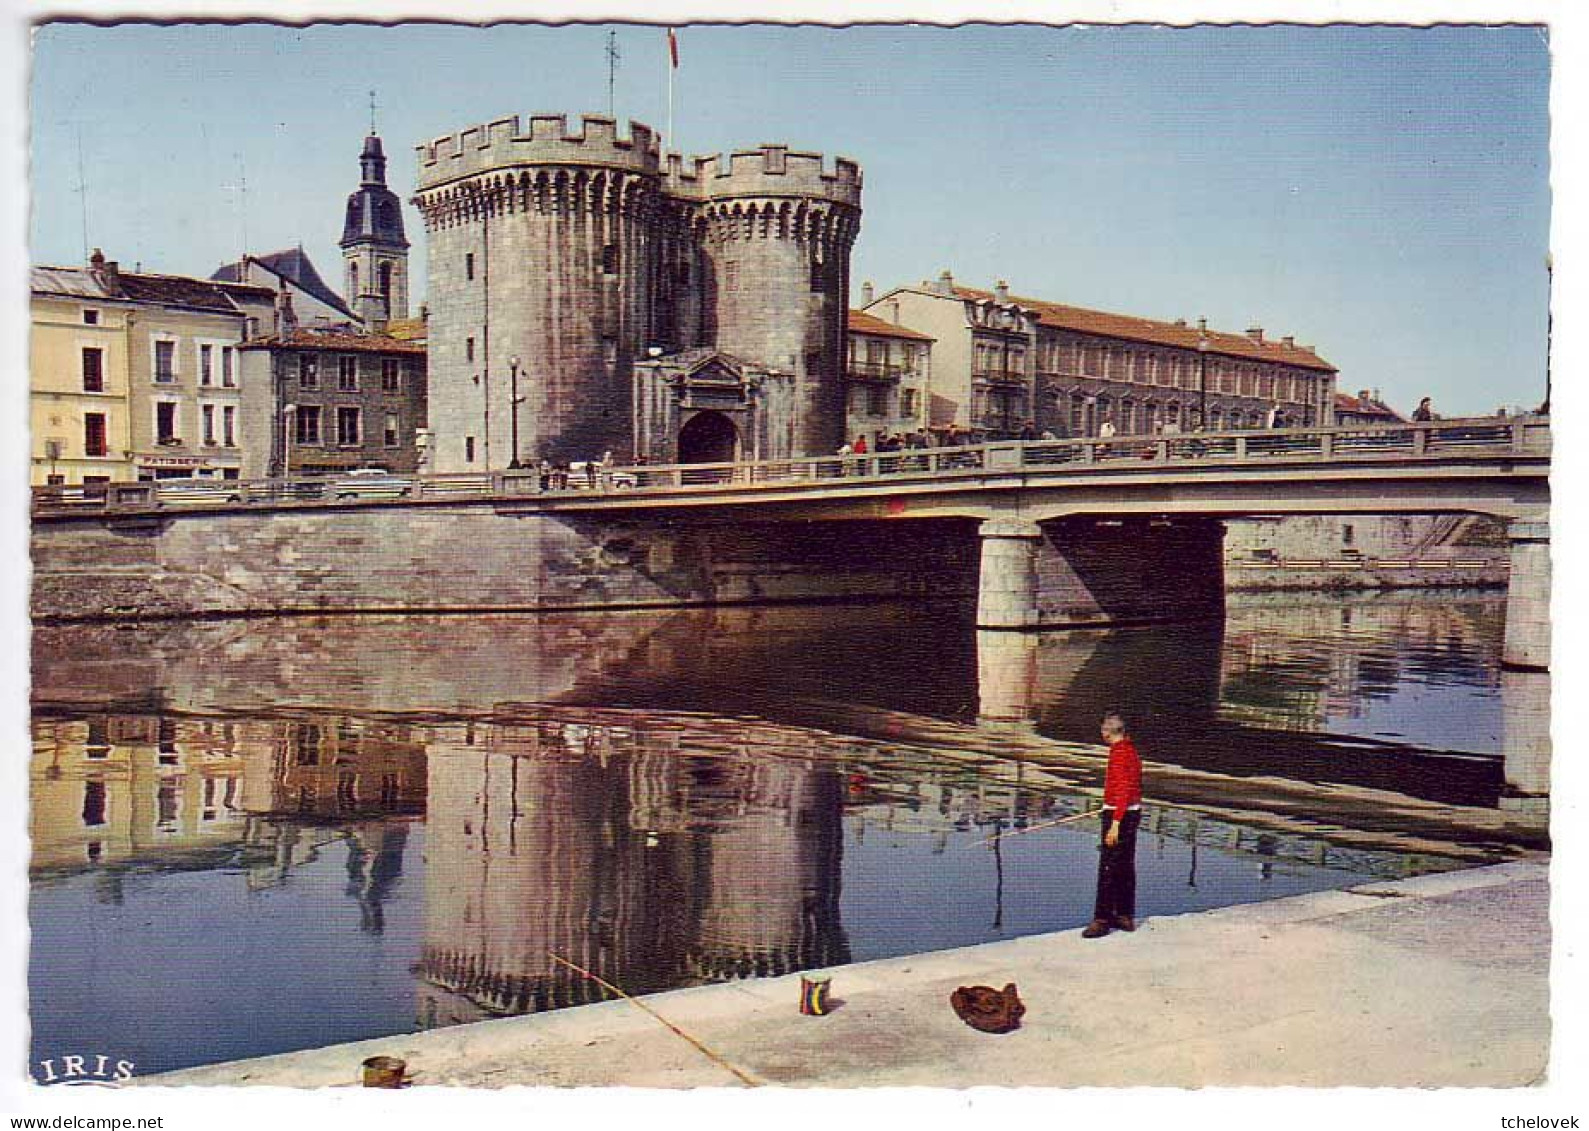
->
<box><xmin>32</xmin><ymin>263</ymin><xmax>262</xmax><ymax>314</ymax></box>
<box><xmin>848</xmin><ymin>309</ymin><xmax>934</xmax><ymax>342</ymax></box>
<box><xmin>940</xmin><ymin>284</ymin><xmax>1337</xmax><ymax>373</ymax></box>
<box><xmin>212</xmin><ymin>248</ymin><xmax>356</xmax><ymax>320</ymax></box>
<box><xmin>31</xmin><ymin>266</ymin><xmax>114</xmax><ymax>301</ymax></box>
<box><xmin>341</xmin><ymin>134</ymin><xmax>410</xmax><ymax>250</ymax></box>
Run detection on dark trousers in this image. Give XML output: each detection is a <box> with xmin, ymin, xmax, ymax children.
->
<box><xmin>1093</xmin><ymin>809</ymin><xmax>1141</xmax><ymax>923</ymax></box>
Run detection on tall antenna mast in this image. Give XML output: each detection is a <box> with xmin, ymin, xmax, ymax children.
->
<box><xmin>606</xmin><ymin>30</ymin><xmax>620</xmax><ymax>117</ymax></box>
<box><xmin>369</xmin><ymin>88</ymin><xmax>377</xmax><ymax>134</ymax></box>
<box><xmin>236</xmin><ymin>153</ymin><xmax>249</xmax><ymax>268</ymax></box>
<box><xmin>74</xmin><ymin>124</ymin><xmax>89</xmax><ymax>262</ymax></box>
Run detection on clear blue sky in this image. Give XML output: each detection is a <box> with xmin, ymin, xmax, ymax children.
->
<box><xmin>29</xmin><ymin>21</ymin><xmax>1550</xmax><ymax>416</ymax></box>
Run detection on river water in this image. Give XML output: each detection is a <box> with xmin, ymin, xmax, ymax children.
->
<box><xmin>28</xmin><ymin>589</ymin><xmax>1541</xmax><ymax>1075</ymax></box>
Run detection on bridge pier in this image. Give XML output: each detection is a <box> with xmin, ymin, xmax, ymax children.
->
<box><xmin>1500</xmin><ymin>519</ymin><xmax>1550</xmax><ymax>811</ymax></box>
<box><xmin>975</xmin><ymin>513</ymin><xmax>1227</xmax><ymax>630</ymax></box>
<box><xmin>975</xmin><ymin>517</ymin><xmax>1045</xmax><ymax>629</ymax></box>
<box><xmin>1501</xmin><ymin>668</ymin><xmax>1551</xmax><ymax>815</ymax></box>
<box><xmin>1502</xmin><ymin>519</ymin><xmax>1550</xmax><ymax>671</ymax></box>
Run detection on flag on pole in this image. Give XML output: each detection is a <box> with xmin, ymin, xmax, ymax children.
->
<box><xmin>668</xmin><ymin>27</ymin><xmax>679</xmax><ymax>68</ymax></box>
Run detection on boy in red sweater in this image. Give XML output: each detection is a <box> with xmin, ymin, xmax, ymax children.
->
<box><xmin>1082</xmin><ymin>713</ymin><xmax>1143</xmax><ymax>939</ymax></box>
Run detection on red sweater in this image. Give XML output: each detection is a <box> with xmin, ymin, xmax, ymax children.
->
<box><xmin>1103</xmin><ymin>737</ymin><xmax>1143</xmax><ymax>814</ymax></box>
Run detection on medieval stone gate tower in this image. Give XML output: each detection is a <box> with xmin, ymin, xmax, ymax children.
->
<box><xmin>412</xmin><ymin>114</ymin><xmax>861</xmax><ymax>471</ymax></box>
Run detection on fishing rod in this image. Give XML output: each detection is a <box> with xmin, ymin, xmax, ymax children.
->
<box><xmin>547</xmin><ymin>952</ymin><xmax>762</xmax><ymax>1087</ymax></box>
<box><xmin>966</xmin><ymin>807</ymin><xmax>1103</xmax><ymax>849</ymax></box>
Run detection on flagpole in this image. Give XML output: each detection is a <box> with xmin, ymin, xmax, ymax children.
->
<box><xmin>666</xmin><ymin>29</ymin><xmax>675</xmax><ymax>148</ymax></box>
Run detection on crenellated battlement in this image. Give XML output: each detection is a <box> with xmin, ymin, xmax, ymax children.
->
<box><xmin>415</xmin><ymin>113</ymin><xmax>662</xmax><ymax>190</ymax></box>
<box><xmin>416</xmin><ymin>113</ymin><xmax>862</xmax><ymax>209</ymax></box>
<box><xmin>664</xmin><ymin>146</ymin><xmax>863</xmax><ymax>207</ymax></box>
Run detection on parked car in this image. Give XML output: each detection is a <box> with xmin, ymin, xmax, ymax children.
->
<box><xmin>330</xmin><ymin>467</ymin><xmax>413</xmax><ymax>500</ymax></box>
<box><xmin>565</xmin><ymin>461</ymin><xmax>638</xmax><ymax>490</ymax></box>
<box><xmin>154</xmin><ymin>477</ymin><xmax>245</xmax><ymax>506</ymax></box>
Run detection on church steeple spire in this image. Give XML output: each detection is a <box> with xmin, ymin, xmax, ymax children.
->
<box><xmin>340</xmin><ymin>121</ymin><xmax>409</xmax><ymax>328</ymax></box>
<box><xmin>360</xmin><ymin>133</ymin><xmax>388</xmax><ymax>187</ymax></box>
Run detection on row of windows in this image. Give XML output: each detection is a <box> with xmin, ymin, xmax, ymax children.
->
<box><xmin>62</xmin><ymin>407</ymin><xmax>237</xmax><ymax>459</ymax></box>
<box><xmin>847</xmin><ymin>339</ymin><xmax>922</xmax><ymax>373</ymax></box>
<box><xmin>292</xmin><ymin>405</ymin><xmax>402</xmax><ymax>448</ymax></box>
<box><xmin>973</xmin><ymin>339</ymin><xmax>1026</xmax><ymax>377</ymax></box>
<box><xmin>849</xmin><ymin>386</ymin><xmax>920</xmax><ymax>418</ymax></box>
<box><xmin>1062</xmin><ymin>394</ymin><xmax>1313</xmax><ymax>433</ymax></box>
<box><xmin>151</xmin><ymin>402</ymin><xmax>239</xmax><ymax>447</ymax></box>
<box><xmin>1033</xmin><ymin>338</ymin><xmax>1319</xmax><ymax>402</ymax></box>
<box><xmin>150</xmin><ymin>340</ymin><xmax>239</xmax><ymax>387</ymax></box>
<box><xmin>297</xmin><ymin>354</ymin><xmax>404</xmax><ymax>393</ymax></box>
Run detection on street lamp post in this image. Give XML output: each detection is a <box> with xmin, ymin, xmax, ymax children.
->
<box><xmin>282</xmin><ymin>403</ymin><xmax>297</xmax><ymax>479</ymax></box>
<box><xmin>1196</xmin><ymin>331</ymin><xmax>1210</xmax><ymax>431</ymax></box>
<box><xmin>508</xmin><ymin>355</ymin><xmax>523</xmax><ymax>469</ymax></box>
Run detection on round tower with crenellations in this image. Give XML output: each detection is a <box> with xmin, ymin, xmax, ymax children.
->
<box><xmin>413</xmin><ymin>114</ymin><xmax>862</xmax><ymax>472</ymax></box>
<box><xmin>672</xmin><ymin>148</ymin><xmax>862</xmax><ymax>458</ymax></box>
<box><xmin>414</xmin><ymin>115</ymin><xmax>663</xmax><ymax>470</ymax></box>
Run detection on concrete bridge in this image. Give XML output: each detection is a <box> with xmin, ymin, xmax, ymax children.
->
<box><xmin>33</xmin><ymin>416</ymin><xmax>1549</xmax><ymax>670</ymax></box>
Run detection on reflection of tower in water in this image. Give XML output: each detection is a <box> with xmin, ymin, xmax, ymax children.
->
<box><xmin>416</xmin><ymin>718</ymin><xmax>848</xmax><ymax>1028</ymax></box>
<box><xmin>684</xmin><ymin>759</ymin><xmax>848</xmax><ymax>983</ymax></box>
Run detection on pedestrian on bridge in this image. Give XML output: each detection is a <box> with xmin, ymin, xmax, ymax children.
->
<box><xmin>1082</xmin><ymin>712</ymin><xmax>1143</xmax><ymax>939</ymax></box>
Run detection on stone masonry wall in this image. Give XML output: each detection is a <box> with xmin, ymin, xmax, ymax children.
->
<box><xmin>31</xmin><ymin>507</ymin><xmax>980</xmax><ymax>622</ymax></box>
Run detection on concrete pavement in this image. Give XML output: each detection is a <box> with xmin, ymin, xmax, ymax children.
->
<box><xmin>146</xmin><ymin>860</ymin><xmax>1550</xmax><ymax>1089</ymax></box>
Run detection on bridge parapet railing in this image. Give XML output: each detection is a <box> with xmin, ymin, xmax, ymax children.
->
<box><xmin>29</xmin><ymin>416</ymin><xmax>1550</xmax><ymax>516</ymax></box>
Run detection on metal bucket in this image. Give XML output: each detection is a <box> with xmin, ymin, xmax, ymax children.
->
<box><xmin>799</xmin><ymin>973</ymin><xmax>832</xmax><ymax>1016</ymax></box>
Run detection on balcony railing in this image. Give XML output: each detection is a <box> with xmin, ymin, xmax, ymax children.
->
<box><xmin>973</xmin><ymin>369</ymin><xmax>1026</xmax><ymax>387</ymax></box>
<box><xmin>846</xmin><ymin>361</ymin><xmax>906</xmax><ymax>383</ymax></box>
<box><xmin>31</xmin><ymin>416</ymin><xmax>1551</xmax><ymax>517</ymax></box>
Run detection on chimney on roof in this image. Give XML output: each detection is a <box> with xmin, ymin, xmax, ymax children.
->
<box><xmin>1357</xmin><ymin>389</ymin><xmax>1371</xmax><ymax>403</ymax></box>
<box><xmin>89</xmin><ymin>248</ymin><xmax>120</xmax><ymax>291</ymax></box>
<box><xmin>276</xmin><ymin>286</ymin><xmax>298</xmax><ymax>336</ymax></box>
<box><xmin>994</xmin><ymin>280</ymin><xmax>1010</xmax><ymax>304</ymax></box>
<box><xmin>890</xmin><ymin>299</ymin><xmax>901</xmax><ymax>325</ymax></box>
<box><xmin>934</xmin><ymin>269</ymin><xmax>955</xmax><ymax>296</ymax></box>
<box><xmin>1173</xmin><ymin>318</ymin><xmax>1187</xmax><ymax>327</ymax></box>
<box><xmin>1197</xmin><ymin>316</ymin><xmax>1208</xmax><ymax>333</ymax></box>
<box><xmin>1246</xmin><ymin>326</ymin><xmax>1264</xmax><ymax>343</ymax></box>
<box><xmin>1282</xmin><ymin>335</ymin><xmax>1295</xmax><ymax>348</ymax></box>
<box><xmin>861</xmin><ymin>280</ymin><xmax>875</xmax><ymax>306</ymax></box>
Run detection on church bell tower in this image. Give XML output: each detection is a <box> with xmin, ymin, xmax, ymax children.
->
<box><xmin>340</xmin><ymin>129</ymin><xmax>410</xmax><ymax>329</ymax></box>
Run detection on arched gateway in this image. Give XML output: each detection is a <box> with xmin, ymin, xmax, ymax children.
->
<box><xmin>678</xmin><ymin>411</ymin><xmax>739</xmax><ymax>464</ymax></box>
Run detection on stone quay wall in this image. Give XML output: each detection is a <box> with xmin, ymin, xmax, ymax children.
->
<box><xmin>30</xmin><ymin>505</ymin><xmax>980</xmax><ymax>623</ymax></box>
